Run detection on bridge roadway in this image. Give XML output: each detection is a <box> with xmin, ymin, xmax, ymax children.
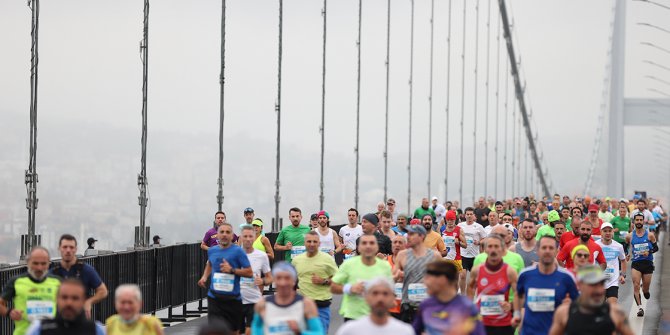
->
<box><xmin>163</xmin><ymin>234</ymin><xmax>668</xmax><ymax>335</ymax></box>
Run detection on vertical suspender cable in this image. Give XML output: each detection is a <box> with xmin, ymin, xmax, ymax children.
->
<box><xmin>511</xmin><ymin>74</ymin><xmax>516</xmax><ymax>197</ymax></box>
<box><xmin>444</xmin><ymin>0</ymin><xmax>452</xmax><ymax>201</ymax></box>
<box><xmin>383</xmin><ymin>0</ymin><xmax>391</xmax><ymax>202</ymax></box>
<box><xmin>273</xmin><ymin>0</ymin><xmax>283</xmax><ymax>231</ymax></box>
<box><xmin>494</xmin><ymin>5</ymin><xmax>500</xmax><ymax>199</ymax></box>
<box><xmin>427</xmin><ymin>0</ymin><xmax>435</xmax><ymax>198</ymax></box>
<box><xmin>471</xmin><ymin>0</ymin><xmax>479</xmax><ymax>205</ymax></box>
<box><xmin>458</xmin><ymin>0</ymin><xmax>467</xmax><ymax>205</ymax></box>
<box><xmin>319</xmin><ymin>0</ymin><xmax>327</xmax><ymax>210</ymax></box>
<box><xmin>484</xmin><ymin>0</ymin><xmax>491</xmax><ymax>198</ymax></box>
<box><xmin>24</xmin><ymin>0</ymin><xmax>40</xmax><ymax>256</ymax></box>
<box><xmin>137</xmin><ymin>0</ymin><xmax>150</xmax><ymax>247</ymax></box>
<box><xmin>516</xmin><ymin>102</ymin><xmax>521</xmax><ymax>196</ymax></box>
<box><xmin>524</xmin><ymin>138</ymin><xmax>528</xmax><ymax>195</ymax></box>
<box><xmin>217</xmin><ymin>0</ymin><xmax>226</xmax><ymax>212</ymax></box>
<box><xmin>407</xmin><ymin>0</ymin><xmax>415</xmax><ymax>212</ymax></box>
<box><xmin>503</xmin><ymin>57</ymin><xmax>509</xmax><ymax>198</ymax></box>
<box><xmin>355</xmin><ymin>0</ymin><xmax>362</xmax><ymax>210</ymax></box>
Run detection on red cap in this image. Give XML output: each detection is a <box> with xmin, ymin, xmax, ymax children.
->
<box><xmin>409</xmin><ymin>218</ymin><xmax>421</xmax><ymax>225</ymax></box>
<box><xmin>588</xmin><ymin>204</ymin><xmax>599</xmax><ymax>212</ymax></box>
<box><xmin>445</xmin><ymin>210</ymin><xmax>457</xmax><ymax>221</ymax></box>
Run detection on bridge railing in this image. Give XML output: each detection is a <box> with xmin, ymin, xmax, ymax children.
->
<box><xmin>0</xmin><ymin>242</ymin><xmax>208</xmax><ymax>334</ymax></box>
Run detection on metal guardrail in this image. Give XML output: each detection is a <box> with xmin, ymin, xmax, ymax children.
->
<box><xmin>0</xmin><ymin>243</ymin><xmax>208</xmax><ymax>334</ymax></box>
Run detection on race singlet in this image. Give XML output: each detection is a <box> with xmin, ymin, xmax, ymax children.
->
<box><xmin>526</xmin><ymin>288</ymin><xmax>555</xmax><ymax>312</ymax></box>
<box><xmin>479</xmin><ymin>295</ymin><xmax>505</xmax><ymax>316</ymax></box>
<box><xmin>212</xmin><ymin>272</ymin><xmax>234</xmax><ymax>292</ymax></box>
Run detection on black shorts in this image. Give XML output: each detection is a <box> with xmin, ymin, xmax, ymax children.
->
<box><xmin>485</xmin><ymin>325</ymin><xmax>515</xmax><ymax>335</ymax></box>
<box><xmin>240</xmin><ymin>303</ymin><xmax>255</xmax><ymax>329</ymax></box>
<box><xmin>462</xmin><ymin>257</ymin><xmax>475</xmax><ymax>272</ymax></box>
<box><xmin>208</xmin><ymin>296</ymin><xmax>243</xmax><ymax>331</ymax></box>
<box><xmin>605</xmin><ymin>286</ymin><xmax>619</xmax><ymax>299</ymax></box>
<box><xmin>632</xmin><ymin>260</ymin><xmax>655</xmax><ymax>275</ymax></box>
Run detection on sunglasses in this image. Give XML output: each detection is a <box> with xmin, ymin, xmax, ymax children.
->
<box><xmin>502</xmin><ymin>218</ymin><xmax>513</xmax><ymax>222</ymax></box>
<box><xmin>575</xmin><ymin>253</ymin><xmax>589</xmax><ymax>259</ymax></box>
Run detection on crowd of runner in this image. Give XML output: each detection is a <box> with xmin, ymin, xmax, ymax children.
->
<box><xmin>0</xmin><ymin>194</ymin><xmax>666</xmax><ymax>335</ymax></box>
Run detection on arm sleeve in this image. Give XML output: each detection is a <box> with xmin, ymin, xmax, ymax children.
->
<box><xmin>301</xmin><ymin>316</ymin><xmax>324</xmax><ymax>335</ymax></box>
<box><xmin>251</xmin><ymin>313</ymin><xmax>264</xmax><ymax>335</ymax></box>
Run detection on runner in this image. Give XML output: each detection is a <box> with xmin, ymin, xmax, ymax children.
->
<box><xmin>630</xmin><ymin>199</ymin><xmax>655</xmax><ymax>229</ymax></box>
<box><xmin>292</xmin><ymin>231</ymin><xmax>338</xmax><ymax>333</ymax></box>
<box><xmin>251</xmin><ymin>262</ymin><xmax>322</xmax><ymax>335</ymax></box>
<box><xmin>457</xmin><ymin>207</ymin><xmax>487</xmax><ymax>291</ymax></box>
<box><xmin>413</xmin><ymin>198</ymin><xmax>436</xmax><ymax>220</ymax></box>
<box><xmin>413</xmin><ymin>259</ymin><xmax>486</xmax><ymax>335</ymax></box>
<box><xmin>500</xmin><ymin>213</ymin><xmax>518</xmax><ymax>241</ymax></box>
<box><xmin>314</xmin><ymin>210</ymin><xmax>343</xmax><ymax>255</ymax></box>
<box><xmin>595</xmin><ymin>222</ymin><xmax>626</xmax><ymax>303</ymax></box>
<box><xmin>557</xmin><ymin>220</ymin><xmax>607</xmax><ymax>271</ymax></box>
<box><xmin>387</xmin><ymin>235</ymin><xmax>407</xmax><ymax>318</ymax></box>
<box><xmin>379</xmin><ymin>210</ymin><xmax>397</xmax><ymax>239</ymax></box>
<box><xmin>50</xmin><ymin>234</ymin><xmax>108</xmax><ymax>318</ymax></box>
<box><xmin>393</xmin><ymin>225</ymin><xmax>441</xmax><ymax>323</ymax></box>
<box><xmin>202</xmin><ymin>211</ymin><xmax>234</xmax><ymax>251</ymax></box>
<box><xmin>274</xmin><ymin>207</ymin><xmax>311</xmax><ymax>263</ymax></box>
<box><xmin>309</xmin><ymin>213</ymin><xmax>319</xmax><ymax>230</ymax></box>
<box><xmin>598</xmin><ymin>201</ymin><xmax>615</xmax><ymax>223</ymax></box>
<box><xmin>392</xmin><ymin>213</ymin><xmax>409</xmax><ymax>236</ymax></box>
<box><xmin>553</xmin><ymin>221</ymin><xmax>566</xmax><ymax>245</ymax></box>
<box><xmin>27</xmin><ymin>279</ymin><xmax>105</xmax><ymax>335</ymax></box>
<box><xmin>356</xmin><ymin>213</ymin><xmax>392</xmax><ymax>257</ymax></box>
<box><xmin>484</xmin><ymin>210</ymin><xmax>500</xmax><ymax>235</ymax></box>
<box><xmin>626</xmin><ymin>212</ymin><xmax>658</xmax><ymax>317</ymax></box>
<box><xmin>560</xmin><ymin>209</ymin><xmax>582</xmax><ymax>249</ymax></box>
<box><xmin>548</xmin><ymin>265</ymin><xmax>634</xmax><ymax>335</ymax></box>
<box><xmin>569</xmin><ymin>245</ymin><xmax>592</xmax><ymax>276</ymax></box>
<box><xmin>421</xmin><ymin>214</ymin><xmax>446</xmax><ymax>256</ymax></box>
<box><xmin>472</xmin><ymin>226</ymin><xmax>525</xmax><ymax>274</ymax></box>
<box><xmin>239</xmin><ymin>226</ymin><xmax>272</xmax><ymax>335</ymax></box>
<box><xmin>474</xmin><ymin>197</ymin><xmax>492</xmax><ymax>228</ymax></box>
<box><xmin>106</xmin><ymin>284</ymin><xmax>163</xmax><ymax>335</ymax></box>
<box><xmin>468</xmin><ymin>234</ymin><xmax>518</xmax><ymax>335</ymax></box>
<box><xmin>331</xmin><ymin>234</ymin><xmax>393</xmax><ymax>321</ymax></box>
<box><xmin>339</xmin><ymin>208</ymin><xmax>364</xmax><ymax>259</ymax></box>
<box><xmin>0</xmin><ymin>247</ymin><xmax>60</xmax><ymax>335</ymax></box>
<box><xmin>535</xmin><ymin>210</ymin><xmax>560</xmax><ymax>240</ymax></box>
<box><xmin>585</xmin><ymin>204</ymin><xmax>603</xmax><ymax>240</ymax></box>
<box><xmin>512</xmin><ymin>235</ymin><xmax>580</xmax><ymax>335</ymax></box>
<box><xmin>431</xmin><ymin>196</ymin><xmax>447</xmax><ymax>225</ymax></box>
<box><xmin>250</xmin><ymin>219</ymin><xmax>274</xmax><ymax>261</ymax></box>
<box><xmin>441</xmin><ymin>210</ymin><xmax>465</xmax><ymax>292</ymax></box>
<box><xmin>243</xmin><ymin>207</ymin><xmax>255</xmax><ymax>226</ymax></box>
<box><xmin>334</xmin><ymin>278</ymin><xmax>414</xmax><ymax>335</ymax></box>
<box><xmin>387</xmin><ymin>198</ymin><xmax>399</xmax><ymax>222</ymax></box>
<box><xmin>510</xmin><ymin>219</ymin><xmax>539</xmax><ymax>267</ymax></box>
<box><xmin>198</xmin><ymin>222</ymin><xmax>253</xmax><ymax>334</ymax></box>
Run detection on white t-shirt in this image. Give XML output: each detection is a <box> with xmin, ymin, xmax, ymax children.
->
<box><xmin>432</xmin><ymin>204</ymin><xmax>447</xmax><ymax>222</ymax></box>
<box><xmin>335</xmin><ymin>316</ymin><xmax>414</xmax><ymax>335</ymax></box>
<box><xmin>457</xmin><ymin>222</ymin><xmax>487</xmax><ymax>258</ymax></box>
<box><xmin>241</xmin><ymin>249</ymin><xmax>271</xmax><ymax>304</ymax></box>
<box><xmin>595</xmin><ymin>240</ymin><xmax>626</xmax><ymax>289</ymax></box>
<box><xmin>339</xmin><ymin>224</ymin><xmax>363</xmax><ymax>251</ymax></box>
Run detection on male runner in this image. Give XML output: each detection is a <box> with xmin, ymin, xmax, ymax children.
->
<box><xmin>595</xmin><ymin>222</ymin><xmax>626</xmax><ymax>303</ymax></box>
<box><xmin>239</xmin><ymin>226</ymin><xmax>272</xmax><ymax>335</ymax></box>
<box><xmin>626</xmin><ymin>212</ymin><xmax>658</xmax><ymax>317</ymax></box>
<box><xmin>274</xmin><ymin>207</ymin><xmax>311</xmax><ymax>263</ymax></box>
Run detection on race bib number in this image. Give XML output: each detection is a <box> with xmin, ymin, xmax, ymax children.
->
<box><xmin>527</xmin><ymin>288</ymin><xmax>555</xmax><ymax>312</ymax></box>
<box><xmin>240</xmin><ymin>276</ymin><xmax>255</xmax><ymax>288</ymax></box>
<box><xmin>619</xmin><ymin>231</ymin><xmax>628</xmax><ymax>239</ymax></box>
<box><xmin>319</xmin><ymin>247</ymin><xmax>332</xmax><ymax>254</ymax></box>
<box><xmin>408</xmin><ymin>283</ymin><xmax>428</xmax><ymax>303</ymax></box>
<box><xmin>604</xmin><ymin>267</ymin><xmax>615</xmax><ymax>279</ymax></box>
<box><xmin>267</xmin><ymin>320</ymin><xmax>295</xmax><ymax>335</ymax></box>
<box><xmin>443</xmin><ymin>236</ymin><xmax>456</xmax><ymax>248</ymax></box>
<box><xmin>633</xmin><ymin>243</ymin><xmax>649</xmax><ymax>257</ymax></box>
<box><xmin>602</xmin><ymin>247</ymin><xmax>618</xmax><ymax>261</ymax></box>
<box><xmin>394</xmin><ymin>283</ymin><xmax>403</xmax><ymax>300</ymax></box>
<box><xmin>480</xmin><ymin>294</ymin><xmax>505</xmax><ymax>316</ymax></box>
<box><xmin>291</xmin><ymin>246</ymin><xmax>306</xmax><ymax>257</ymax></box>
<box><xmin>26</xmin><ymin>300</ymin><xmax>54</xmax><ymax>321</ymax></box>
<box><xmin>466</xmin><ymin>236</ymin><xmax>474</xmax><ymax>246</ymax></box>
<box><xmin>212</xmin><ymin>272</ymin><xmax>234</xmax><ymax>292</ymax></box>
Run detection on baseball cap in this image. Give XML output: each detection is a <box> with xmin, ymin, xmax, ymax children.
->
<box><xmin>547</xmin><ymin>210</ymin><xmax>560</xmax><ymax>223</ymax></box>
<box><xmin>600</xmin><ymin>222</ymin><xmax>613</xmax><ymax>230</ymax></box>
<box><xmin>588</xmin><ymin>204</ymin><xmax>599</xmax><ymax>212</ymax></box>
<box><xmin>243</xmin><ymin>207</ymin><xmax>254</xmax><ymax>214</ymax></box>
<box><xmin>252</xmin><ymin>219</ymin><xmax>264</xmax><ymax>226</ymax></box>
<box><xmin>445</xmin><ymin>210</ymin><xmax>457</xmax><ymax>221</ymax></box>
<box><xmin>87</xmin><ymin>237</ymin><xmax>98</xmax><ymax>245</ymax></box>
<box><xmin>317</xmin><ymin>210</ymin><xmax>330</xmax><ymax>219</ymax></box>
<box><xmin>577</xmin><ymin>264</ymin><xmax>607</xmax><ymax>284</ymax></box>
<box><xmin>633</xmin><ymin>194</ymin><xmax>642</xmax><ymax>200</ymax></box>
<box><xmin>310</xmin><ymin>213</ymin><xmax>318</xmax><ymax>220</ymax></box>
<box><xmin>387</xmin><ymin>198</ymin><xmax>396</xmax><ymax>205</ymax></box>
<box><xmin>153</xmin><ymin>235</ymin><xmax>161</xmax><ymax>242</ymax></box>
<box><xmin>406</xmin><ymin>224</ymin><xmax>427</xmax><ymax>236</ymax></box>
<box><xmin>362</xmin><ymin>213</ymin><xmax>379</xmax><ymax>225</ymax></box>
<box><xmin>431</xmin><ymin>196</ymin><xmax>438</xmax><ymax>201</ymax></box>
<box><xmin>409</xmin><ymin>218</ymin><xmax>421</xmax><ymax>225</ymax></box>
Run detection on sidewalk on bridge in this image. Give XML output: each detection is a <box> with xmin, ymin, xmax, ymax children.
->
<box><xmin>660</xmin><ymin>232</ymin><xmax>670</xmax><ymax>335</ymax></box>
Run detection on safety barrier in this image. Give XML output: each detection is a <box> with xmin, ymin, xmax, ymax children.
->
<box><xmin>0</xmin><ymin>243</ymin><xmax>208</xmax><ymax>334</ymax></box>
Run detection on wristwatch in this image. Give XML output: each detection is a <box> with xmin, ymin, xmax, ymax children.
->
<box><xmin>323</xmin><ymin>278</ymin><xmax>331</xmax><ymax>286</ymax></box>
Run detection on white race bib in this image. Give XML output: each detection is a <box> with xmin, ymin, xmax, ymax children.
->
<box><xmin>267</xmin><ymin>320</ymin><xmax>295</xmax><ymax>335</ymax></box>
<box><xmin>408</xmin><ymin>283</ymin><xmax>428</xmax><ymax>303</ymax></box>
<box><xmin>212</xmin><ymin>272</ymin><xmax>234</xmax><ymax>292</ymax></box>
<box><xmin>527</xmin><ymin>288</ymin><xmax>555</xmax><ymax>312</ymax></box>
<box><xmin>604</xmin><ymin>267</ymin><xmax>615</xmax><ymax>280</ymax></box>
<box><xmin>619</xmin><ymin>231</ymin><xmax>628</xmax><ymax>239</ymax></box>
<box><xmin>291</xmin><ymin>246</ymin><xmax>306</xmax><ymax>257</ymax></box>
<box><xmin>26</xmin><ymin>300</ymin><xmax>54</xmax><ymax>321</ymax></box>
<box><xmin>443</xmin><ymin>236</ymin><xmax>456</xmax><ymax>248</ymax></box>
<box><xmin>319</xmin><ymin>247</ymin><xmax>332</xmax><ymax>255</ymax></box>
<box><xmin>466</xmin><ymin>237</ymin><xmax>474</xmax><ymax>246</ymax></box>
<box><xmin>633</xmin><ymin>243</ymin><xmax>649</xmax><ymax>257</ymax></box>
<box><xmin>480</xmin><ymin>294</ymin><xmax>505</xmax><ymax>316</ymax></box>
<box><xmin>240</xmin><ymin>276</ymin><xmax>255</xmax><ymax>288</ymax></box>
<box><xmin>394</xmin><ymin>283</ymin><xmax>403</xmax><ymax>300</ymax></box>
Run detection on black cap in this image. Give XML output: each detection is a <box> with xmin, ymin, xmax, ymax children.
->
<box><xmin>362</xmin><ymin>213</ymin><xmax>379</xmax><ymax>225</ymax></box>
<box><xmin>153</xmin><ymin>235</ymin><xmax>161</xmax><ymax>242</ymax></box>
<box><xmin>243</xmin><ymin>207</ymin><xmax>254</xmax><ymax>214</ymax></box>
<box><xmin>87</xmin><ymin>237</ymin><xmax>97</xmax><ymax>245</ymax></box>
<box><xmin>310</xmin><ymin>213</ymin><xmax>318</xmax><ymax>220</ymax></box>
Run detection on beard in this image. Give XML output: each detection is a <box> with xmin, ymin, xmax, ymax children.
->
<box><xmin>27</xmin><ymin>268</ymin><xmax>46</xmax><ymax>281</ymax></box>
<box><xmin>580</xmin><ymin>234</ymin><xmax>590</xmax><ymax>242</ymax></box>
<box><xmin>635</xmin><ymin>224</ymin><xmax>644</xmax><ymax>229</ymax></box>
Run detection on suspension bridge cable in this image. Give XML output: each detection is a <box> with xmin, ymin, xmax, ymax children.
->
<box><xmin>355</xmin><ymin>0</ymin><xmax>362</xmax><ymax>210</ymax></box>
<box><xmin>471</xmin><ymin>0</ymin><xmax>479</xmax><ymax>205</ymax></box>
<box><xmin>524</xmin><ymin>132</ymin><xmax>528</xmax><ymax>195</ymax></box>
<box><xmin>444</xmin><ymin>0</ymin><xmax>452</xmax><ymax>201</ymax></box>
<box><xmin>484</xmin><ymin>0</ymin><xmax>491</xmax><ymax>198</ymax></box>
<box><xmin>511</xmin><ymin>72</ymin><xmax>516</xmax><ymax>197</ymax></box>
<box><xmin>407</xmin><ymin>0</ymin><xmax>415</xmax><ymax>212</ymax></box>
<box><xmin>494</xmin><ymin>4</ymin><xmax>500</xmax><ymax>199</ymax></box>
<box><xmin>319</xmin><ymin>0</ymin><xmax>327</xmax><ymax>210</ymax></box>
<box><xmin>273</xmin><ymin>0</ymin><xmax>283</xmax><ymax>231</ymax></box>
<box><xmin>137</xmin><ymin>0</ymin><xmax>150</xmax><ymax>247</ymax></box>
<box><xmin>383</xmin><ymin>0</ymin><xmax>390</xmax><ymax>202</ymax></box>
<box><xmin>428</xmin><ymin>0</ymin><xmax>435</xmax><ymax>198</ymax></box>
<box><xmin>217</xmin><ymin>0</ymin><xmax>226</xmax><ymax>212</ymax></box>
<box><xmin>503</xmin><ymin>45</ymin><xmax>509</xmax><ymax>198</ymax></box>
<box><xmin>24</xmin><ymin>0</ymin><xmax>40</xmax><ymax>255</ymax></box>
<box><xmin>459</xmin><ymin>0</ymin><xmax>467</xmax><ymax>205</ymax></box>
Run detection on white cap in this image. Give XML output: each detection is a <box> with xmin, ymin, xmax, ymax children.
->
<box><xmin>431</xmin><ymin>196</ymin><xmax>438</xmax><ymax>201</ymax></box>
<box><xmin>601</xmin><ymin>222</ymin><xmax>613</xmax><ymax>230</ymax></box>
<box><xmin>619</xmin><ymin>198</ymin><xmax>627</xmax><ymax>203</ymax></box>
